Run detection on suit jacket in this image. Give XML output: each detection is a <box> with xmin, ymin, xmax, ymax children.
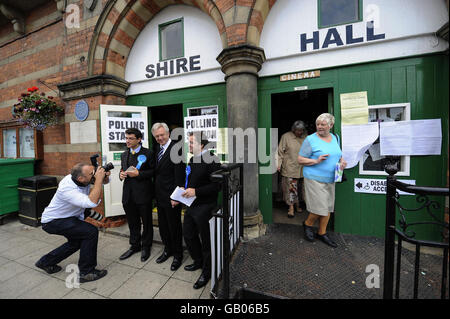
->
<box><xmin>120</xmin><ymin>146</ymin><xmax>154</xmax><ymax>205</ymax></box>
<box><xmin>181</xmin><ymin>151</ymin><xmax>221</xmax><ymax>206</ymax></box>
<box><xmin>154</xmin><ymin>140</ymin><xmax>185</xmax><ymax>208</ymax></box>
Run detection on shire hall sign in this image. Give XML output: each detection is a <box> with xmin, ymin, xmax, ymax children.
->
<box><xmin>145</xmin><ymin>55</ymin><xmax>201</xmax><ymax>79</ymax></box>
<box><xmin>300</xmin><ymin>22</ymin><xmax>386</xmax><ymax>52</ymax></box>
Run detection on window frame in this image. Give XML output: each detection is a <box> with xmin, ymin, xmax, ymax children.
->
<box><xmin>358</xmin><ymin>102</ymin><xmax>411</xmax><ymax>177</ymax></box>
<box><xmin>0</xmin><ymin>121</ymin><xmax>43</xmax><ymax>159</ymax></box>
<box><xmin>158</xmin><ymin>17</ymin><xmax>185</xmax><ymax>62</ymax></box>
<box><xmin>318</xmin><ymin>0</ymin><xmax>363</xmax><ymax>29</ymax></box>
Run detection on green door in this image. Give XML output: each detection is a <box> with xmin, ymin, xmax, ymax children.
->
<box><xmin>258</xmin><ymin>54</ymin><xmax>448</xmax><ymax>241</ymax></box>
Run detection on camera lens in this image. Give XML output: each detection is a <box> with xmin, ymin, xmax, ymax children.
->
<box><xmin>103</xmin><ymin>162</ymin><xmax>114</xmax><ymax>172</ymax></box>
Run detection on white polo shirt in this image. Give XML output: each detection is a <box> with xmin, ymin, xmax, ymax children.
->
<box><xmin>41</xmin><ymin>174</ymin><xmax>99</xmax><ymax>224</ymax></box>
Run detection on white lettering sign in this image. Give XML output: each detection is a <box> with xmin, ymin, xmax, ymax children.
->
<box><xmin>354</xmin><ymin>178</ymin><xmax>415</xmax><ymax>195</ymax></box>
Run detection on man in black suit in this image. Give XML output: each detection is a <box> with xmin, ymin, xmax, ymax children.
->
<box><xmin>175</xmin><ymin>131</ymin><xmax>220</xmax><ymax>289</ymax></box>
<box><xmin>151</xmin><ymin>122</ymin><xmax>184</xmax><ymax>271</ymax></box>
<box><xmin>119</xmin><ymin>128</ymin><xmax>154</xmax><ymax>262</ymax></box>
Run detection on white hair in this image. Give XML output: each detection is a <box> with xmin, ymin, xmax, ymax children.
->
<box><xmin>151</xmin><ymin>122</ymin><xmax>169</xmax><ymax>134</ymax></box>
<box><xmin>316</xmin><ymin>113</ymin><xmax>335</xmax><ymax>126</ymax></box>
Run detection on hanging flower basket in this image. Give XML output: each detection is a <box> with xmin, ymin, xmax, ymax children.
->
<box><xmin>12</xmin><ymin>86</ymin><xmax>64</xmax><ymax>130</ymax></box>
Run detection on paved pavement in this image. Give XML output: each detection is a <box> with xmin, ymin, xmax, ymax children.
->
<box><xmin>0</xmin><ymin>215</ymin><xmax>211</xmax><ymax>299</ymax></box>
<box><xmin>1</xmin><ymin>214</ymin><xmax>447</xmax><ymax>300</ymax></box>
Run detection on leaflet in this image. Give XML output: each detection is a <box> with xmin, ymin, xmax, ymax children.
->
<box><xmin>170</xmin><ymin>186</ymin><xmax>196</xmax><ymax>207</ymax></box>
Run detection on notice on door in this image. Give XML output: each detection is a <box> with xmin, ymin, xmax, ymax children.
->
<box><xmin>354</xmin><ymin>178</ymin><xmax>415</xmax><ymax>195</ymax></box>
<box><xmin>184</xmin><ymin>114</ymin><xmax>218</xmax><ymax>142</ymax></box>
<box><xmin>107</xmin><ymin>117</ymin><xmax>147</xmax><ymax>143</ymax></box>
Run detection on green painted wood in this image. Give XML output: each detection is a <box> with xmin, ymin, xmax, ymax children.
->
<box><xmin>0</xmin><ymin>159</ymin><xmax>35</xmax><ymax>215</ymax></box>
<box><xmin>258</xmin><ymin>54</ymin><xmax>448</xmax><ymax>240</ymax></box>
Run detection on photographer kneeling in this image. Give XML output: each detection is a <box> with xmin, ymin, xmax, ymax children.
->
<box><xmin>35</xmin><ymin>163</ymin><xmax>110</xmax><ymax>283</ymax></box>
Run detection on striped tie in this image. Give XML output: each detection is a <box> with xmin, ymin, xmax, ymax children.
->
<box><xmin>157</xmin><ymin>146</ymin><xmax>164</xmax><ymax>162</ymax></box>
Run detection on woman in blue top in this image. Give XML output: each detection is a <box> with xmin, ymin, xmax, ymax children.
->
<box><xmin>298</xmin><ymin>113</ymin><xmax>347</xmax><ymax>247</ymax></box>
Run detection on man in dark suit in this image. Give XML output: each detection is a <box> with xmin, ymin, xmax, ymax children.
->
<box><xmin>119</xmin><ymin>128</ymin><xmax>154</xmax><ymax>262</ymax></box>
<box><xmin>175</xmin><ymin>131</ymin><xmax>220</xmax><ymax>289</ymax></box>
<box><xmin>151</xmin><ymin>123</ymin><xmax>185</xmax><ymax>271</ymax></box>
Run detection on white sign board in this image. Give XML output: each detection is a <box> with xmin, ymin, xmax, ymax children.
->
<box><xmin>106</xmin><ymin>117</ymin><xmax>147</xmax><ymax>143</ymax></box>
<box><xmin>354</xmin><ymin>178</ymin><xmax>416</xmax><ymax>195</ymax></box>
<box><xmin>184</xmin><ymin>114</ymin><xmax>218</xmax><ymax>142</ymax></box>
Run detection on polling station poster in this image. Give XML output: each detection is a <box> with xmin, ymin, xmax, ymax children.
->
<box><xmin>184</xmin><ymin>114</ymin><xmax>219</xmax><ymax>143</ymax></box>
<box><xmin>107</xmin><ymin>117</ymin><xmax>147</xmax><ymax>143</ymax></box>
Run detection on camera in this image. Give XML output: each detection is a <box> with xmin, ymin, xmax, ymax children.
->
<box><xmin>90</xmin><ymin>154</ymin><xmax>114</xmax><ymax>172</ymax></box>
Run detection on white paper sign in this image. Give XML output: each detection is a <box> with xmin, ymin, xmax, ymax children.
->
<box><xmin>184</xmin><ymin>114</ymin><xmax>218</xmax><ymax>142</ymax></box>
<box><xmin>106</xmin><ymin>117</ymin><xmax>147</xmax><ymax>143</ymax></box>
<box><xmin>342</xmin><ymin>122</ymin><xmax>379</xmax><ymax>169</ymax></box>
<box><xmin>354</xmin><ymin>178</ymin><xmax>416</xmax><ymax>195</ymax></box>
<box><xmin>380</xmin><ymin>119</ymin><xmax>442</xmax><ymax>156</ymax></box>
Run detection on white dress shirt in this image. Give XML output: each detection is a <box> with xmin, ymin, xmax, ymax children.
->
<box><xmin>41</xmin><ymin>175</ymin><xmax>99</xmax><ymax>224</ymax></box>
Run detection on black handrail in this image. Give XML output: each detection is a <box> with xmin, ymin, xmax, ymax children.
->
<box><xmin>383</xmin><ymin>159</ymin><xmax>449</xmax><ymax>299</ymax></box>
<box><xmin>210</xmin><ymin>163</ymin><xmax>244</xmax><ymax>299</ymax></box>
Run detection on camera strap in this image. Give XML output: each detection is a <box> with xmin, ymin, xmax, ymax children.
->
<box><xmin>72</xmin><ymin>175</ymin><xmax>88</xmax><ymax>187</ymax></box>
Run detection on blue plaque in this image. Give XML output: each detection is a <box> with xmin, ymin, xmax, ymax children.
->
<box><xmin>74</xmin><ymin>100</ymin><xmax>89</xmax><ymax>121</ymax></box>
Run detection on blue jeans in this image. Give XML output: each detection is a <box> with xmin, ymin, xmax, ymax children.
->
<box><xmin>37</xmin><ymin>217</ymin><xmax>98</xmax><ymax>275</ymax></box>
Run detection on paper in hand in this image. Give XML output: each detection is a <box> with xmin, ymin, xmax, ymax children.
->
<box><xmin>170</xmin><ymin>186</ymin><xmax>196</xmax><ymax>207</ymax></box>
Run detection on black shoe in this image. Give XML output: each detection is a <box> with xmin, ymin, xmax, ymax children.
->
<box><xmin>35</xmin><ymin>261</ymin><xmax>62</xmax><ymax>274</ymax></box>
<box><xmin>317</xmin><ymin>233</ymin><xmax>338</xmax><ymax>248</ymax></box>
<box><xmin>193</xmin><ymin>272</ymin><xmax>210</xmax><ymax>289</ymax></box>
<box><xmin>184</xmin><ymin>262</ymin><xmax>202</xmax><ymax>272</ymax></box>
<box><xmin>170</xmin><ymin>257</ymin><xmax>183</xmax><ymax>271</ymax></box>
<box><xmin>79</xmin><ymin>269</ymin><xmax>108</xmax><ymax>283</ymax></box>
<box><xmin>119</xmin><ymin>248</ymin><xmax>139</xmax><ymax>260</ymax></box>
<box><xmin>156</xmin><ymin>251</ymin><xmax>172</xmax><ymax>264</ymax></box>
<box><xmin>303</xmin><ymin>222</ymin><xmax>315</xmax><ymax>242</ymax></box>
<box><xmin>141</xmin><ymin>247</ymin><xmax>151</xmax><ymax>262</ymax></box>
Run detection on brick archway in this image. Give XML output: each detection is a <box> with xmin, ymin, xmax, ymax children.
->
<box><xmin>87</xmin><ymin>0</ymin><xmax>278</xmax><ymax>80</ymax></box>
<box><xmin>87</xmin><ymin>0</ymin><xmax>226</xmax><ymax>80</ymax></box>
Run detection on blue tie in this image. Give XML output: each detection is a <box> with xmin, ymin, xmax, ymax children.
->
<box><xmin>157</xmin><ymin>146</ymin><xmax>164</xmax><ymax>162</ymax></box>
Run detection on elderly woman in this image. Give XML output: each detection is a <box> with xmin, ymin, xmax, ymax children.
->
<box><xmin>277</xmin><ymin>120</ymin><xmax>307</xmax><ymax>218</ymax></box>
<box><xmin>297</xmin><ymin>113</ymin><xmax>346</xmax><ymax>248</ymax></box>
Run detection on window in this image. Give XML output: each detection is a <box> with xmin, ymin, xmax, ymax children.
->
<box><xmin>319</xmin><ymin>0</ymin><xmax>361</xmax><ymax>28</ymax></box>
<box><xmin>159</xmin><ymin>18</ymin><xmax>184</xmax><ymax>61</ymax></box>
<box><xmin>0</xmin><ymin>124</ymin><xmax>42</xmax><ymax>159</ymax></box>
<box><xmin>359</xmin><ymin>103</ymin><xmax>411</xmax><ymax>176</ymax></box>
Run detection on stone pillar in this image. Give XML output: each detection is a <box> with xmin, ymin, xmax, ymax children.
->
<box><xmin>217</xmin><ymin>45</ymin><xmax>266</xmax><ymax>239</ymax></box>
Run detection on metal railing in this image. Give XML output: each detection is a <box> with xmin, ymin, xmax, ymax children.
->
<box><xmin>209</xmin><ymin>163</ymin><xmax>244</xmax><ymax>299</ymax></box>
<box><xmin>383</xmin><ymin>160</ymin><xmax>449</xmax><ymax>299</ymax></box>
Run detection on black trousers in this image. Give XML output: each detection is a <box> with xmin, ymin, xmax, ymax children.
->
<box><xmin>183</xmin><ymin>202</ymin><xmax>215</xmax><ymax>276</ymax></box>
<box><xmin>157</xmin><ymin>204</ymin><xmax>183</xmax><ymax>258</ymax></box>
<box><xmin>37</xmin><ymin>217</ymin><xmax>98</xmax><ymax>275</ymax></box>
<box><xmin>123</xmin><ymin>201</ymin><xmax>153</xmax><ymax>250</ymax></box>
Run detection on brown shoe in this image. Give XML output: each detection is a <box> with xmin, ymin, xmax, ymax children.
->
<box><xmin>287</xmin><ymin>206</ymin><xmax>294</xmax><ymax>218</ymax></box>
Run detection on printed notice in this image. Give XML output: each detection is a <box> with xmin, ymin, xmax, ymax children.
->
<box><xmin>342</xmin><ymin>122</ymin><xmax>379</xmax><ymax>169</ymax></box>
<box><xmin>354</xmin><ymin>178</ymin><xmax>416</xmax><ymax>195</ymax></box>
<box><xmin>340</xmin><ymin>91</ymin><xmax>369</xmax><ymax>125</ymax></box>
<box><xmin>380</xmin><ymin>119</ymin><xmax>442</xmax><ymax>156</ymax></box>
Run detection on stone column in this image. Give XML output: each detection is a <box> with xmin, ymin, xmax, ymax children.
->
<box><xmin>217</xmin><ymin>45</ymin><xmax>266</xmax><ymax>239</ymax></box>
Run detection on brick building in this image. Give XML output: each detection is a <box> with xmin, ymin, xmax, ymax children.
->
<box><xmin>0</xmin><ymin>0</ymin><xmax>448</xmax><ymax>240</ymax></box>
